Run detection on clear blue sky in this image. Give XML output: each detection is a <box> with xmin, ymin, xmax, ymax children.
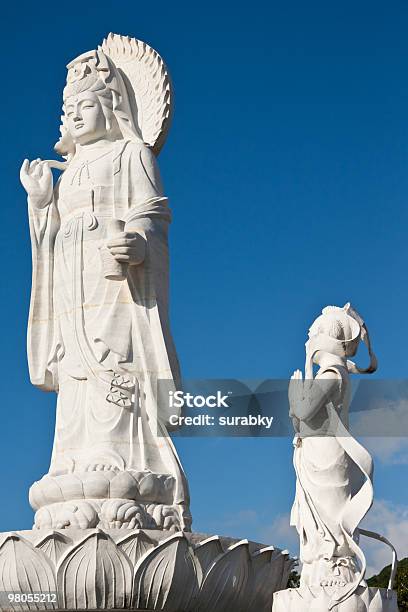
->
<box><xmin>1</xmin><ymin>0</ymin><xmax>408</xmax><ymax>571</ymax></box>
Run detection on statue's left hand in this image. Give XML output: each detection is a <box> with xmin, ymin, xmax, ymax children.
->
<box><xmin>106</xmin><ymin>231</ymin><xmax>146</xmax><ymax>265</ymax></box>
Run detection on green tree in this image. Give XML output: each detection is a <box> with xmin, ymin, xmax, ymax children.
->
<box><xmin>287</xmin><ymin>570</ymin><xmax>300</xmax><ymax>588</ymax></box>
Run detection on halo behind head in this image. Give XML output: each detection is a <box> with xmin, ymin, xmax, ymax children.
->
<box><xmin>101</xmin><ymin>33</ymin><xmax>173</xmax><ymax>155</ymax></box>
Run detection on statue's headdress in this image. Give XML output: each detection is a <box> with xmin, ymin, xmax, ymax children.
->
<box><xmin>56</xmin><ymin>33</ymin><xmax>173</xmax><ymax>158</ymax></box>
<box><xmin>305</xmin><ymin>303</ymin><xmax>377</xmax><ymax>378</ymax></box>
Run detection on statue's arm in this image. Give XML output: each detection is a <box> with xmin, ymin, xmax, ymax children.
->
<box><xmin>107</xmin><ymin>145</ymin><xmax>167</xmax><ymax>265</ymax></box>
<box><xmin>289</xmin><ymin>370</ymin><xmax>341</xmax><ymax>423</ymax></box>
<box><xmin>21</xmin><ymin>160</ymin><xmax>59</xmax><ymax>392</ymax></box>
<box><xmin>134</xmin><ymin>144</ymin><xmax>164</xmax><ymax>201</ymax></box>
<box><xmin>20</xmin><ymin>159</ymin><xmax>56</xmax><ymax>245</ymax></box>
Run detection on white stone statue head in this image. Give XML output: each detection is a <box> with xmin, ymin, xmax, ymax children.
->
<box><xmin>54</xmin><ymin>34</ymin><xmax>174</xmax><ymax>160</ymax></box>
<box><xmin>305</xmin><ymin>303</ymin><xmax>377</xmax><ymax>377</ymax></box>
<box><xmin>55</xmin><ymin>48</ymin><xmax>143</xmax><ymax>156</ymax></box>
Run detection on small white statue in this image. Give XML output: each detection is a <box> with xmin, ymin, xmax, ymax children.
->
<box><xmin>273</xmin><ymin>304</ymin><xmax>399</xmax><ymax>611</ymax></box>
<box><xmin>20</xmin><ymin>34</ymin><xmax>191</xmax><ymax>531</ymax></box>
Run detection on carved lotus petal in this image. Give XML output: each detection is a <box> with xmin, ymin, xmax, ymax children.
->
<box><xmin>30</xmin><ymin>476</ymin><xmax>66</xmax><ymax>509</ymax></box>
<box><xmin>195</xmin><ymin>539</ymin><xmax>253</xmax><ymax>612</ymax></box>
<box><xmin>116</xmin><ymin>529</ymin><xmax>155</xmax><ymax>566</ymax></box>
<box><xmin>82</xmin><ymin>470</ymin><xmax>117</xmax><ymax>499</ymax></box>
<box><xmin>193</xmin><ymin>536</ymin><xmax>224</xmax><ymax>576</ymax></box>
<box><xmin>57</xmin><ymin>529</ymin><xmax>132</xmax><ymax>609</ymax></box>
<box><xmin>280</xmin><ymin>550</ymin><xmax>296</xmax><ymax>590</ymax></box>
<box><xmin>369</xmin><ymin>588</ymin><xmax>383</xmax><ymax>611</ymax></box>
<box><xmin>367</xmin><ymin>588</ymin><xmax>398</xmax><ymax>611</ymax></box>
<box><xmin>0</xmin><ymin>533</ymin><xmax>56</xmax><ymax>608</ymax></box>
<box><xmin>269</xmin><ymin>547</ymin><xmax>287</xmax><ymax>593</ymax></box>
<box><xmin>35</xmin><ymin>530</ymin><xmax>73</xmax><ymax>566</ymax></box>
<box><xmin>248</xmin><ymin>546</ymin><xmax>284</xmax><ymax>610</ymax></box>
<box><xmin>109</xmin><ymin>470</ymin><xmax>139</xmax><ymax>499</ymax></box>
<box><xmin>132</xmin><ymin>532</ymin><xmax>201</xmax><ymax>611</ymax></box>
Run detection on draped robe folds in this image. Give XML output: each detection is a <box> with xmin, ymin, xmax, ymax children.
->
<box><xmin>27</xmin><ymin>139</ymin><xmax>190</xmax><ymax>527</ymax></box>
<box><xmin>290</xmin><ymin>365</ymin><xmax>374</xmax><ymax>607</ymax></box>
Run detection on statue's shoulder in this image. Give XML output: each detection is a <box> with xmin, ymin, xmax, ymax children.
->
<box><xmin>316</xmin><ymin>366</ymin><xmax>345</xmax><ymax>393</ymax></box>
<box><xmin>113</xmin><ymin>140</ymin><xmax>163</xmax><ymax>197</ymax></box>
<box><xmin>316</xmin><ymin>366</ymin><xmax>348</xmax><ymax>406</ymax></box>
<box><xmin>317</xmin><ymin>367</ymin><xmax>342</xmax><ymax>380</ymax></box>
<box><xmin>113</xmin><ymin>141</ymin><xmax>157</xmax><ymax>178</ymax></box>
<box><xmin>117</xmin><ymin>140</ymin><xmax>154</xmax><ymax>159</ymax></box>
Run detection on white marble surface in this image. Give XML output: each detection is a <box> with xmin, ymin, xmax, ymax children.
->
<box><xmin>20</xmin><ymin>33</ymin><xmax>190</xmax><ymax>532</ymax></box>
<box><xmin>0</xmin><ymin>528</ymin><xmax>294</xmax><ymax>611</ymax></box>
<box><xmin>273</xmin><ymin>304</ymin><xmax>398</xmax><ymax>611</ymax></box>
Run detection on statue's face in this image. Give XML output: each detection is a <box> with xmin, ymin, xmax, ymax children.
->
<box><xmin>65</xmin><ymin>91</ymin><xmax>107</xmax><ymax>145</ymax></box>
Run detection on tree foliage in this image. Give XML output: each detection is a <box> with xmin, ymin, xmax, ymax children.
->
<box><xmin>287</xmin><ymin>570</ymin><xmax>300</xmax><ymax>588</ymax></box>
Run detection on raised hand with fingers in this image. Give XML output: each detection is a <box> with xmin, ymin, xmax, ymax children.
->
<box><xmin>289</xmin><ymin>368</ymin><xmax>304</xmax><ymax>420</ymax></box>
<box><xmin>20</xmin><ymin>158</ymin><xmax>53</xmax><ymax>209</ymax></box>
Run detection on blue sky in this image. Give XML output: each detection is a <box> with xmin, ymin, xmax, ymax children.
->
<box><xmin>1</xmin><ymin>1</ymin><xmax>408</xmax><ymax>573</ymax></box>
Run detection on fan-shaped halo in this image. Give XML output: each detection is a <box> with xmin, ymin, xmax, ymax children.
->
<box><xmin>101</xmin><ymin>32</ymin><xmax>173</xmax><ymax>156</ymax></box>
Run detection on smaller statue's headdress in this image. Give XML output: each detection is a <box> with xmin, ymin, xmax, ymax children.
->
<box><xmin>56</xmin><ymin>33</ymin><xmax>173</xmax><ymax>158</ymax></box>
<box><xmin>305</xmin><ymin>303</ymin><xmax>377</xmax><ymax>378</ymax></box>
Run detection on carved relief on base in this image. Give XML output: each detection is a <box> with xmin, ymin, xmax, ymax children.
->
<box><xmin>33</xmin><ymin>499</ymin><xmax>190</xmax><ymax>532</ymax></box>
<box><xmin>0</xmin><ymin>528</ymin><xmax>295</xmax><ymax>611</ymax></box>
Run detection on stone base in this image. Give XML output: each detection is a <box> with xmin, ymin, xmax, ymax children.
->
<box><xmin>273</xmin><ymin>585</ymin><xmax>399</xmax><ymax>611</ymax></box>
<box><xmin>0</xmin><ymin>528</ymin><xmax>295</xmax><ymax>611</ymax></box>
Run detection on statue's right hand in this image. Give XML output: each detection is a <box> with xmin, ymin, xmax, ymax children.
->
<box><xmin>20</xmin><ymin>159</ymin><xmax>53</xmax><ymax>209</ymax></box>
<box><xmin>289</xmin><ymin>369</ymin><xmax>303</xmax><ymax>416</ymax></box>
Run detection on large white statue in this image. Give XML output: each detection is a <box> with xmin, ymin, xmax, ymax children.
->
<box><xmin>273</xmin><ymin>304</ymin><xmax>398</xmax><ymax>611</ymax></box>
<box><xmin>20</xmin><ymin>34</ymin><xmax>191</xmax><ymax>532</ymax></box>
<box><xmin>6</xmin><ymin>33</ymin><xmax>293</xmax><ymax>611</ymax></box>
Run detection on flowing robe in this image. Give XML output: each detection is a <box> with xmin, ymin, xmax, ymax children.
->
<box><xmin>27</xmin><ymin>139</ymin><xmax>190</xmax><ymax>525</ymax></box>
<box><xmin>290</xmin><ymin>365</ymin><xmax>374</xmax><ymax>604</ymax></box>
